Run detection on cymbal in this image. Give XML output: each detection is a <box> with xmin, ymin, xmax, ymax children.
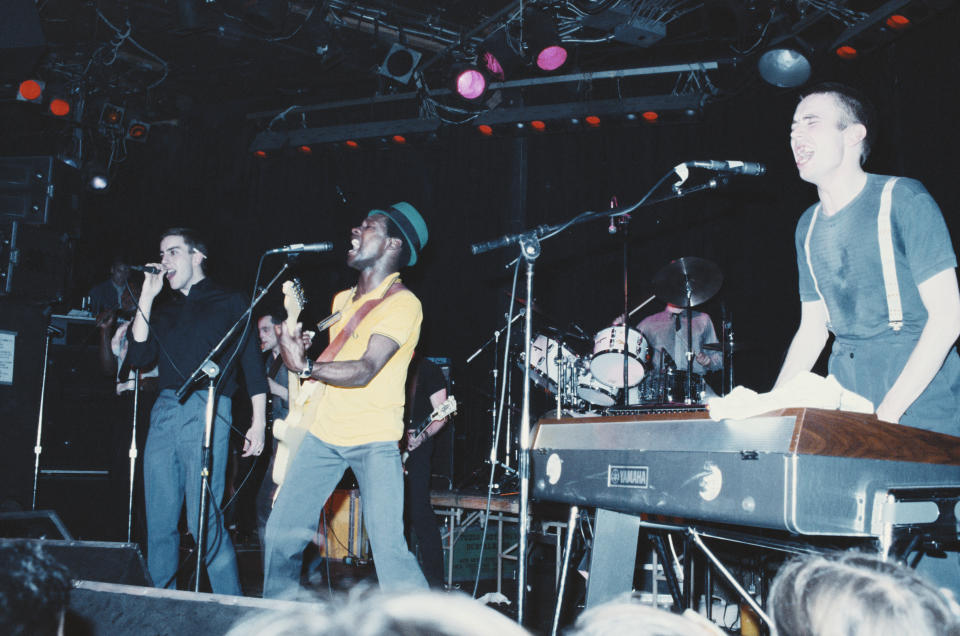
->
<box><xmin>702</xmin><ymin>341</ymin><xmax>754</xmax><ymax>353</ymax></box>
<box><xmin>652</xmin><ymin>257</ymin><xmax>723</xmax><ymax>308</ymax></box>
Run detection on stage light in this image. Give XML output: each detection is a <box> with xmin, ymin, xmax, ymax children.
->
<box><xmin>83</xmin><ymin>163</ymin><xmax>110</xmax><ymax>191</ymax></box>
<box><xmin>585</xmin><ymin>115</ymin><xmax>601</xmax><ymax>128</ymax></box>
<box><xmin>530</xmin><ymin>120</ymin><xmax>546</xmax><ymax>132</ymax></box>
<box><xmin>344</xmin><ymin>140</ymin><xmax>359</xmax><ymax>149</ymax></box>
<box><xmin>126</xmin><ymin>121</ymin><xmax>150</xmax><ymax>142</ymax></box>
<box><xmin>17</xmin><ymin>79</ymin><xmax>44</xmax><ymax>102</ymax></box>
<box><xmin>378</xmin><ymin>43</ymin><xmax>422</xmax><ymax>85</ymax></box>
<box><xmin>835</xmin><ymin>45</ymin><xmax>858</xmax><ymax>60</ymax></box>
<box><xmin>391</xmin><ymin>135</ymin><xmax>407</xmax><ymax>145</ymax></box>
<box><xmin>477</xmin><ymin>124</ymin><xmax>494</xmax><ymax>137</ymax></box>
<box><xmin>536</xmin><ymin>46</ymin><xmax>567</xmax><ymax>72</ymax></box>
<box><xmin>254</xmin><ymin>149</ymin><xmax>268</xmax><ymax>158</ymax></box>
<box><xmin>758</xmin><ymin>48</ymin><xmax>811</xmax><ymax>87</ymax></box>
<box><xmin>454</xmin><ymin>67</ymin><xmax>487</xmax><ymax>101</ymax></box>
<box><xmin>100</xmin><ymin>103</ymin><xmax>125</xmax><ymax>127</ymax></box>
<box><xmin>297</xmin><ymin>144</ymin><xmax>312</xmax><ymax>155</ymax></box>
<box><xmin>48</xmin><ymin>98</ymin><xmax>71</xmax><ymax>117</ymax></box>
<box><xmin>642</xmin><ymin>111</ymin><xmax>659</xmax><ymax>122</ymax></box>
<box><xmin>886</xmin><ymin>14</ymin><xmax>910</xmax><ymax>30</ymax></box>
<box><xmin>525</xmin><ymin>9</ymin><xmax>567</xmax><ymax>72</ymax></box>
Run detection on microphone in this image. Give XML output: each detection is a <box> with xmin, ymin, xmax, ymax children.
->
<box><xmin>131</xmin><ymin>265</ymin><xmax>162</xmax><ymax>274</ymax></box>
<box><xmin>265</xmin><ymin>242</ymin><xmax>334</xmax><ymax>255</ymax></box>
<box><xmin>687</xmin><ymin>160</ymin><xmax>766</xmax><ymax>176</ymax></box>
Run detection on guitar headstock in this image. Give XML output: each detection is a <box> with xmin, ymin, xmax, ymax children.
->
<box><xmin>281</xmin><ymin>279</ymin><xmax>306</xmax><ymax>332</ymax></box>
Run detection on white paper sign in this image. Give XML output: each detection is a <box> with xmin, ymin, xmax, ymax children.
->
<box><xmin>0</xmin><ymin>330</ymin><xmax>15</xmax><ymax>385</ymax></box>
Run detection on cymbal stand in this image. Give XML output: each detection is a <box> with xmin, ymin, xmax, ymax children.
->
<box><xmin>721</xmin><ymin>306</ymin><xmax>734</xmax><ymax>395</ymax></box>
<box><xmin>609</xmin><ymin>197</ymin><xmax>633</xmax><ymax>405</ymax></box>
<box><xmin>684</xmin><ymin>297</ymin><xmax>695</xmax><ymax>405</ymax></box>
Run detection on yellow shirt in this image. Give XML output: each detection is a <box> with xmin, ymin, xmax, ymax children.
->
<box><xmin>308</xmin><ymin>273</ymin><xmax>422</xmax><ymax>446</ymax></box>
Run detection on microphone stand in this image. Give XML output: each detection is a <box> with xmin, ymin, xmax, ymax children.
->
<box><xmin>176</xmin><ymin>263</ymin><xmax>289</xmax><ymax>592</ymax></box>
<box><xmin>469</xmin><ymin>165</ymin><xmax>721</xmax><ymax>625</ymax></box>
<box><xmin>31</xmin><ymin>323</ymin><xmax>59</xmax><ymax>510</ymax></box>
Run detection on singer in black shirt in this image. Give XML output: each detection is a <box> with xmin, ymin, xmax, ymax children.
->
<box><xmin>126</xmin><ymin>228</ymin><xmax>266</xmax><ymax>594</ymax></box>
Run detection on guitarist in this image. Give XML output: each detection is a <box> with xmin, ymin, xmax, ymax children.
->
<box><xmin>254</xmin><ymin>312</ymin><xmax>289</xmax><ymax>549</ymax></box>
<box><xmin>264</xmin><ymin>202</ymin><xmax>430</xmax><ymax>597</ymax></box>
<box><xmin>403</xmin><ymin>354</ymin><xmax>451</xmax><ymax>588</ymax></box>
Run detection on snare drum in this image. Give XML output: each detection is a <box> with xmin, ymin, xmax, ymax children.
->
<box><xmin>575</xmin><ymin>369</ymin><xmax>618</xmax><ymax>407</ymax></box>
<box><xmin>627</xmin><ymin>372</ymin><xmax>663</xmax><ymax>405</ymax></box>
<box><xmin>589</xmin><ymin>326</ymin><xmax>649</xmax><ymax>388</ymax></box>
<box><xmin>662</xmin><ymin>369</ymin><xmax>707</xmax><ymax>404</ymax></box>
<box><xmin>521</xmin><ymin>333</ymin><xmax>579</xmax><ymax>393</ymax></box>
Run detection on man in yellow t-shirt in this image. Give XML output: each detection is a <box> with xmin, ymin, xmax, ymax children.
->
<box><xmin>263</xmin><ymin>202</ymin><xmax>429</xmax><ymax>597</ymax></box>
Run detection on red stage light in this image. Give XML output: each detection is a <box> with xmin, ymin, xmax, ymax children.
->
<box><xmin>49</xmin><ymin>99</ymin><xmax>71</xmax><ymax>116</ymax></box>
<box><xmin>391</xmin><ymin>135</ymin><xmax>407</xmax><ymax>144</ymax></box>
<box><xmin>297</xmin><ymin>145</ymin><xmax>312</xmax><ymax>155</ymax></box>
<box><xmin>585</xmin><ymin>115</ymin><xmax>601</xmax><ymax>127</ymax></box>
<box><xmin>254</xmin><ymin>150</ymin><xmax>267</xmax><ymax>158</ymax></box>
<box><xmin>530</xmin><ymin>120</ymin><xmax>546</xmax><ymax>131</ymax></box>
<box><xmin>18</xmin><ymin>80</ymin><xmax>43</xmax><ymax>101</ymax></box>
<box><xmin>477</xmin><ymin>124</ymin><xmax>494</xmax><ymax>136</ymax></box>
<box><xmin>344</xmin><ymin>140</ymin><xmax>359</xmax><ymax>149</ymax></box>
<box><xmin>886</xmin><ymin>14</ymin><xmax>910</xmax><ymax>30</ymax></box>
<box><xmin>835</xmin><ymin>45</ymin><xmax>858</xmax><ymax>60</ymax></box>
<box><xmin>642</xmin><ymin>111</ymin><xmax>659</xmax><ymax>122</ymax></box>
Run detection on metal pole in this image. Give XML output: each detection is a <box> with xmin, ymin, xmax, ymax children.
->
<box><xmin>551</xmin><ymin>505</ymin><xmax>579</xmax><ymax>636</ymax></box>
<box><xmin>31</xmin><ymin>327</ymin><xmax>54</xmax><ymax>510</ymax></box>
<box><xmin>194</xmin><ymin>370</ymin><xmax>219</xmax><ymax>592</ymax></box>
<box><xmin>127</xmin><ymin>370</ymin><xmax>141</xmax><ymax>543</ymax></box>
<box><xmin>517</xmin><ymin>235</ymin><xmax>541</xmax><ymax>625</ymax></box>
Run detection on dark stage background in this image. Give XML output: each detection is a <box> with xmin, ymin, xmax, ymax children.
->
<box><xmin>3</xmin><ymin>6</ymin><xmax>959</xmax><ymax>500</ymax></box>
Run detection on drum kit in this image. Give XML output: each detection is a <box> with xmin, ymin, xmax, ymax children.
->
<box><xmin>519</xmin><ymin>257</ymin><xmax>727</xmax><ymax>413</ymax></box>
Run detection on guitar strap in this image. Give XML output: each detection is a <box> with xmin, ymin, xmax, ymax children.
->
<box><xmin>314</xmin><ymin>277</ymin><xmax>407</xmax><ymax>364</ymax></box>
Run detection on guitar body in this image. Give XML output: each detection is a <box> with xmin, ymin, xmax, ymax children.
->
<box><xmin>272</xmin><ymin>376</ymin><xmax>323</xmax><ymax>486</ymax></box>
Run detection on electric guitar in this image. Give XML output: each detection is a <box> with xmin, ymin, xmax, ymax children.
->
<box><xmin>401</xmin><ymin>395</ymin><xmax>457</xmax><ymax>463</ymax></box>
<box><xmin>271</xmin><ymin>281</ymin><xmax>341</xmax><ymax>486</ymax></box>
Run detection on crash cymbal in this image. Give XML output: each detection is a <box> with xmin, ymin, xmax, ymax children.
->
<box><xmin>702</xmin><ymin>341</ymin><xmax>754</xmax><ymax>353</ymax></box>
<box><xmin>652</xmin><ymin>257</ymin><xmax>723</xmax><ymax>308</ymax></box>
<box><xmin>541</xmin><ymin>324</ymin><xmax>592</xmax><ymax>342</ymax></box>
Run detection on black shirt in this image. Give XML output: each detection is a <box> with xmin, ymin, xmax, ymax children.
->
<box><xmin>126</xmin><ymin>278</ymin><xmax>267</xmax><ymax>399</ymax></box>
<box><xmin>408</xmin><ymin>357</ymin><xmax>447</xmax><ymax>430</ymax></box>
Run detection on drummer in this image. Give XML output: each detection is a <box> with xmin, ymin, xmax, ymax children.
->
<box><xmin>634</xmin><ymin>303</ymin><xmax>722</xmax><ymax>377</ymax></box>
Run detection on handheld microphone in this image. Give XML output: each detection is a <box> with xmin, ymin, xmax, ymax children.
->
<box><xmin>687</xmin><ymin>160</ymin><xmax>766</xmax><ymax>176</ymax></box>
<box><xmin>265</xmin><ymin>242</ymin><xmax>335</xmax><ymax>255</ymax></box>
<box><xmin>131</xmin><ymin>265</ymin><xmax>162</xmax><ymax>274</ymax></box>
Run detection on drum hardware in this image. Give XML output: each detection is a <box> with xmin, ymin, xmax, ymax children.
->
<box><xmin>652</xmin><ymin>257</ymin><xmax>723</xmax><ymax>404</ymax></box>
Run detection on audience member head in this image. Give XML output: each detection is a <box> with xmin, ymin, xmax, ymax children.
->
<box><xmin>0</xmin><ymin>541</ymin><xmax>72</xmax><ymax>636</ymax></box>
<box><xmin>570</xmin><ymin>594</ymin><xmax>724</xmax><ymax>636</ymax></box>
<box><xmin>227</xmin><ymin>588</ymin><xmax>529</xmax><ymax>636</ymax></box>
<box><xmin>768</xmin><ymin>551</ymin><xmax>960</xmax><ymax>636</ymax></box>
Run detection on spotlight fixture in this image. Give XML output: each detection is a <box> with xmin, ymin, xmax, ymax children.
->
<box><xmin>585</xmin><ymin>115</ymin><xmax>601</xmax><ymax>128</ymax></box>
<box><xmin>378</xmin><ymin>43</ymin><xmax>423</xmax><ymax>85</ymax></box>
<box><xmin>83</xmin><ymin>162</ymin><xmax>110</xmax><ymax>191</ymax></box>
<box><xmin>48</xmin><ymin>98</ymin><xmax>71</xmax><ymax>117</ymax></box>
<box><xmin>530</xmin><ymin>120</ymin><xmax>546</xmax><ymax>132</ymax></box>
<box><xmin>100</xmin><ymin>103</ymin><xmax>125</xmax><ymax>127</ymax></box>
<box><xmin>253</xmin><ymin>149</ymin><xmax>268</xmax><ymax>158</ymax></box>
<box><xmin>477</xmin><ymin>124</ymin><xmax>494</xmax><ymax>137</ymax></box>
<box><xmin>524</xmin><ymin>9</ymin><xmax>568</xmax><ymax>72</ymax></box>
<box><xmin>126</xmin><ymin>121</ymin><xmax>151</xmax><ymax>142</ymax></box>
<box><xmin>835</xmin><ymin>45</ymin><xmax>858</xmax><ymax>60</ymax></box>
<box><xmin>452</xmin><ymin>65</ymin><xmax>487</xmax><ymax>101</ymax></box>
<box><xmin>297</xmin><ymin>144</ymin><xmax>312</xmax><ymax>155</ymax></box>
<box><xmin>17</xmin><ymin>79</ymin><xmax>44</xmax><ymax>102</ymax></box>
<box><xmin>758</xmin><ymin>48</ymin><xmax>811</xmax><ymax>88</ymax></box>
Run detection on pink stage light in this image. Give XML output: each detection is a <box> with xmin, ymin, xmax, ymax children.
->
<box><xmin>536</xmin><ymin>46</ymin><xmax>567</xmax><ymax>71</ymax></box>
<box><xmin>456</xmin><ymin>69</ymin><xmax>487</xmax><ymax>100</ymax></box>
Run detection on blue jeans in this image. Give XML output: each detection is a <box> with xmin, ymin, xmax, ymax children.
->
<box><xmin>144</xmin><ymin>390</ymin><xmax>241</xmax><ymax>594</ymax></box>
<box><xmin>263</xmin><ymin>434</ymin><xmax>427</xmax><ymax>598</ymax></box>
